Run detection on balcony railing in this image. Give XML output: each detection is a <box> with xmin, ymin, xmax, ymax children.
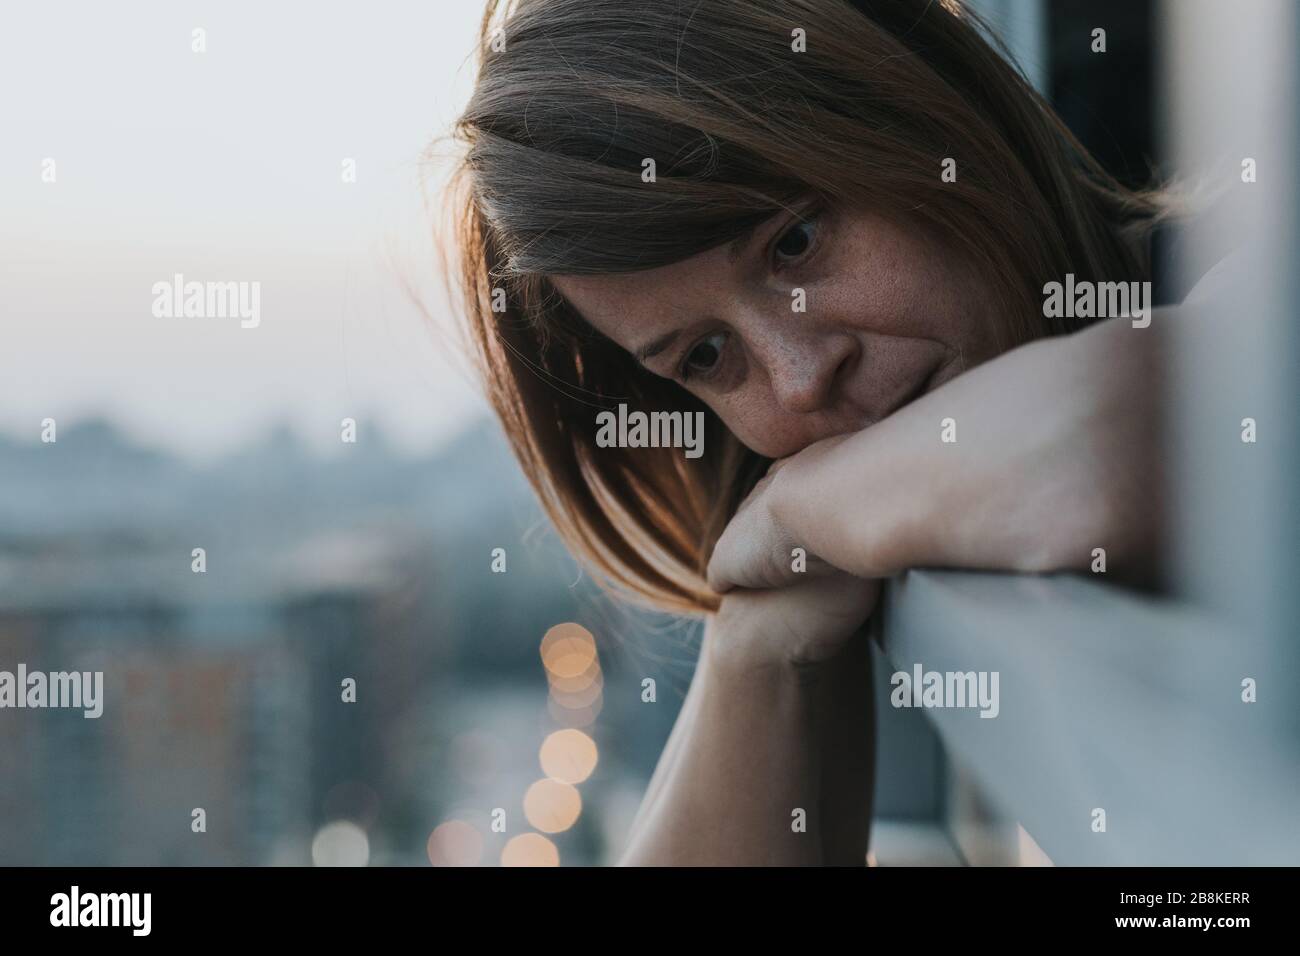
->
<box><xmin>870</xmin><ymin>0</ymin><xmax>1299</xmax><ymax>867</ymax></box>
<box><xmin>878</xmin><ymin>570</ymin><xmax>1300</xmax><ymax>865</ymax></box>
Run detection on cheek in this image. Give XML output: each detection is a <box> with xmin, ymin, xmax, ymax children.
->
<box><xmin>708</xmin><ymin>393</ymin><xmax>807</xmax><ymax>460</ymax></box>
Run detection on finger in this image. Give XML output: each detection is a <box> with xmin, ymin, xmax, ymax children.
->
<box><xmin>705</xmin><ymin>551</ymin><xmax>736</xmax><ymax>593</ymax></box>
<box><xmin>706</xmin><ymin>534</ymin><xmax>769</xmax><ymax>592</ymax></box>
<box><xmin>800</xmin><ymin>553</ymin><xmax>842</xmax><ymax>580</ymax></box>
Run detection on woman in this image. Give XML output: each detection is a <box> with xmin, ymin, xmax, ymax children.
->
<box><xmin>447</xmin><ymin>0</ymin><xmax>1189</xmax><ymax>864</ymax></box>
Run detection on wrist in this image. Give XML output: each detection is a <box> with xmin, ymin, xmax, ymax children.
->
<box><xmin>706</xmin><ymin>592</ymin><xmax>833</xmax><ymax>687</ymax></box>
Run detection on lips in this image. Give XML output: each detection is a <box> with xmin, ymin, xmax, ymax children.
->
<box><xmin>806</xmin><ymin>354</ymin><xmax>955</xmax><ymax>452</ymax></box>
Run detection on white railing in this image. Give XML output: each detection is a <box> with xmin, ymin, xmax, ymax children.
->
<box><xmin>873</xmin><ymin>0</ymin><xmax>1300</xmax><ymax>867</ymax></box>
<box><xmin>879</xmin><ymin>570</ymin><xmax>1300</xmax><ymax>865</ymax></box>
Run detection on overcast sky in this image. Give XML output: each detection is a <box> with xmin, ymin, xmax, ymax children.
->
<box><xmin>0</xmin><ymin>1</ymin><xmax>490</xmax><ymax>461</ymax></box>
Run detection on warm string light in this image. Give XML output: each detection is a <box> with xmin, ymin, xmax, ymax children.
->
<box><xmin>430</xmin><ymin>622</ymin><xmax>604</xmax><ymax>867</ymax></box>
<box><xmin>504</xmin><ymin>623</ymin><xmax>606</xmax><ymax>864</ymax></box>
<box><xmin>427</xmin><ymin>820</ymin><xmax>483</xmax><ymax>867</ymax></box>
<box><xmin>501</xmin><ymin>833</ymin><xmax>560</xmax><ymax>867</ymax></box>
<box><xmin>539</xmin><ymin>728</ymin><xmax>599</xmax><ymax>785</ymax></box>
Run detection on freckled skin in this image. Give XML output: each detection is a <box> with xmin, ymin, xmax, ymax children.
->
<box><xmin>553</xmin><ymin>202</ymin><xmax>1169</xmax><ymax>869</ymax></box>
<box><xmin>551</xmin><ymin>204</ymin><xmax>1003</xmax><ymax>459</ymax></box>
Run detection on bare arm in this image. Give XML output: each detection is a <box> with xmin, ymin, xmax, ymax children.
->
<box><xmin>708</xmin><ymin>311</ymin><xmax>1172</xmax><ymax>593</ymax></box>
<box><xmin>619</xmin><ymin>575</ymin><xmax>876</xmax><ymax>866</ymax></box>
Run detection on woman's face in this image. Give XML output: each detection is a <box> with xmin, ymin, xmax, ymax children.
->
<box><xmin>550</xmin><ymin>203</ymin><xmax>1003</xmax><ymax>460</ymax></box>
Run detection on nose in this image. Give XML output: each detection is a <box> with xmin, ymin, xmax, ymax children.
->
<box><xmin>760</xmin><ymin>327</ymin><xmax>859</xmax><ymax>415</ymax></box>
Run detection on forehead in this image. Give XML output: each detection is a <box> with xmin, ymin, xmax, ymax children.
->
<box><xmin>550</xmin><ymin>244</ymin><xmax>733</xmax><ymax>345</ymax></box>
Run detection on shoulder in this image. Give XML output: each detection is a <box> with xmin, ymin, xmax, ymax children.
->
<box><xmin>1149</xmin><ymin>188</ymin><xmax>1255</xmax><ymax>306</ymax></box>
<box><xmin>1182</xmin><ymin>249</ymin><xmax>1249</xmax><ymax>304</ymax></box>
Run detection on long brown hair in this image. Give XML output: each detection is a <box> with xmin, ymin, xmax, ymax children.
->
<box><xmin>445</xmin><ymin>0</ymin><xmax>1168</xmax><ymax>615</ymax></box>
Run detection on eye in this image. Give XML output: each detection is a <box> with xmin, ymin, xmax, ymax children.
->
<box><xmin>774</xmin><ymin>211</ymin><xmax>820</xmax><ymax>264</ymax></box>
<box><xmin>680</xmin><ymin>331</ymin><xmax>728</xmax><ymax>381</ymax></box>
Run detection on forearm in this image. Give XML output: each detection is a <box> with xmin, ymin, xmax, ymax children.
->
<box><xmin>778</xmin><ymin>314</ymin><xmax>1169</xmax><ymax>581</ymax></box>
<box><xmin>619</xmin><ymin>614</ymin><xmax>874</xmax><ymax>866</ymax></box>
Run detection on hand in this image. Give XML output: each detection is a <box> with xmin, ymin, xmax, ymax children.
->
<box><xmin>708</xmin><ymin>314</ymin><xmax>1165</xmax><ymax>590</ymax></box>
<box><xmin>708</xmin><ymin>572</ymin><xmax>880</xmax><ymax>674</ymax></box>
<box><xmin>706</xmin><ymin>437</ymin><xmax>849</xmax><ymax>594</ymax></box>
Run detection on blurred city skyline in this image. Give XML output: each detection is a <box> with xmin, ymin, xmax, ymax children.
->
<box><xmin>0</xmin><ymin>1</ymin><xmax>489</xmax><ymax>461</ymax></box>
<box><xmin>0</xmin><ymin>412</ymin><xmax>690</xmax><ymax>865</ymax></box>
<box><xmin>8</xmin><ymin>0</ymin><xmax>1247</xmax><ymax>869</ymax></box>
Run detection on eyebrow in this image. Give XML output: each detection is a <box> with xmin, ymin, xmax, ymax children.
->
<box><xmin>631</xmin><ymin>219</ymin><xmax>770</xmax><ymax>366</ymax></box>
<box><xmin>727</xmin><ymin>221</ymin><xmax>760</xmax><ymax>264</ymax></box>
<box><xmin>634</xmin><ymin>329</ymin><xmax>680</xmax><ymax>365</ymax></box>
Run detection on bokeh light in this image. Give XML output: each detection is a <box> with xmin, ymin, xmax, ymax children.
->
<box><xmin>539</xmin><ymin>728</ymin><xmax>599</xmax><ymax>784</ymax></box>
<box><xmin>501</xmin><ymin>833</ymin><xmax>560</xmax><ymax>867</ymax></box>
<box><xmin>546</xmin><ymin>657</ymin><xmax>602</xmax><ymax>694</ymax></box>
<box><xmin>522</xmin><ymin>778</ymin><xmax>583</xmax><ymax>834</ymax></box>
<box><xmin>311</xmin><ymin>820</ymin><xmax>370</xmax><ymax>867</ymax></box>
<box><xmin>540</xmin><ymin>623</ymin><xmax>598</xmax><ymax>679</ymax></box>
<box><xmin>547</xmin><ymin>695</ymin><xmax>602</xmax><ymax>728</ymax></box>
<box><xmin>427</xmin><ymin>820</ymin><xmax>484</xmax><ymax>867</ymax></box>
<box><xmin>547</xmin><ymin>670</ymin><xmax>604</xmax><ymax>708</ymax></box>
